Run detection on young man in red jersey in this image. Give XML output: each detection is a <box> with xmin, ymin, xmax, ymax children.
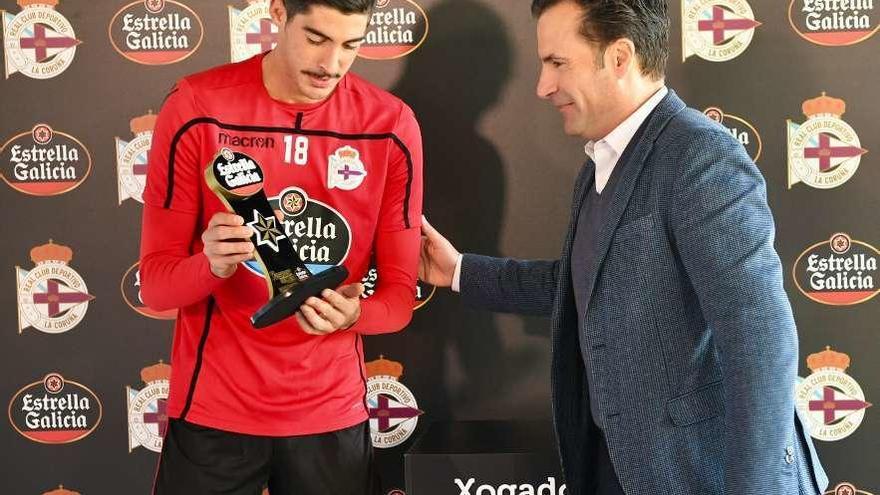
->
<box><xmin>139</xmin><ymin>0</ymin><xmax>423</xmax><ymax>493</ymax></box>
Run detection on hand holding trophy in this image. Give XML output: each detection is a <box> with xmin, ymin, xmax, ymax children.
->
<box><xmin>205</xmin><ymin>148</ymin><xmax>348</xmax><ymax>329</ymax></box>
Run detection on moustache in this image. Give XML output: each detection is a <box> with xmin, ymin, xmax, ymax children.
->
<box><xmin>302</xmin><ymin>69</ymin><xmax>341</xmax><ymax>79</ymax></box>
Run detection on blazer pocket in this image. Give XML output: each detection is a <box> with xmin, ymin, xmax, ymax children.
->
<box><xmin>612</xmin><ymin>212</ymin><xmax>656</xmax><ymax>243</ymax></box>
<box><xmin>667</xmin><ymin>381</ymin><xmax>724</xmax><ymax>426</ymax></box>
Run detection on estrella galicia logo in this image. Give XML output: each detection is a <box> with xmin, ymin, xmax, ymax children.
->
<box><xmin>361</xmin><ymin>264</ymin><xmax>435</xmax><ymax>310</ymax></box>
<box><xmin>789</xmin><ymin>0</ymin><xmax>878</xmax><ymax>46</ymax></box>
<box><xmin>787</xmin><ymin>92</ymin><xmax>866</xmax><ymax>190</ymax></box>
<box><xmin>243</xmin><ymin>186</ymin><xmax>351</xmax><ymax>277</ymax></box>
<box><xmin>825</xmin><ymin>482</ymin><xmax>876</xmax><ymax>495</ymax></box>
<box><xmin>228</xmin><ymin>0</ymin><xmax>276</xmax><ymax>63</ymax></box>
<box><xmin>2</xmin><ymin>124</ymin><xmax>92</xmax><ymax>196</ymax></box>
<box><xmin>704</xmin><ymin>106</ymin><xmax>762</xmax><ymax>162</ymax></box>
<box><xmin>109</xmin><ymin>0</ymin><xmax>204</xmax><ymax>65</ymax></box>
<box><xmin>359</xmin><ymin>0</ymin><xmax>428</xmax><ymax>60</ymax></box>
<box><xmin>793</xmin><ymin>233</ymin><xmax>878</xmax><ymax>305</ymax></box>
<box><xmin>8</xmin><ymin>372</ymin><xmax>103</xmax><ymax>444</ymax></box>
<box><xmin>2</xmin><ymin>0</ymin><xmax>81</xmax><ymax>79</ymax></box>
<box><xmin>682</xmin><ymin>0</ymin><xmax>761</xmax><ymax>62</ymax></box>
<box><xmin>121</xmin><ymin>261</ymin><xmax>177</xmax><ymax>319</ymax></box>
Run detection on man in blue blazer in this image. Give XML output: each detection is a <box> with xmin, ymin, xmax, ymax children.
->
<box><xmin>418</xmin><ymin>0</ymin><xmax>828</xmax><ymax>494</ymax></box>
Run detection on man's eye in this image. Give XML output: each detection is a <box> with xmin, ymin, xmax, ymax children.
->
<box><xmin>307</xmin><ymin>37</ymin><xmax>323</xmax><ymax>45</ymax></box>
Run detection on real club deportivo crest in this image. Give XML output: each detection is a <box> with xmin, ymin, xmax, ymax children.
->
<box><xmin>682</xmin><ymin>0</ymin><xmax>761</xmax><ymax>62</ymax></box>
<box><xmin>328</xmin><ymin>146</ymin><xmax>367</xmax><ymax>191</ymax></box>
<box><xmin>795</xmin><ymin>347</ymin><xmax>871</xmax><ymax>442</ymax></box>
<box><xmin>787</xmin><ymin>92</ymin><xmax>867</xmax><ymax>189</ymax></box>
<box><xmin>228</xmin><ymin>0</ymin><xmax>277</xmax><ymax>63</ymax></box>
<box><xmin>127</xmin><ymin>361</ymin><xmax>171</xmax><ymax>453</ymax></box>
<box><xmin>116</xmin><ymin>112</ymin><xmax>156</xmax><ymax>204</ymax></box>
<box><xmin>16</xmin><ymin>240</ymin><xmax>94</xmax><ymax>334</ymax></box>
<box><xmin>2</xmin><ymin>0</ymin><xmax>81</xmax><ymax>79</ymax></box>
<box><xmin>366</xmin><ymin>356</ymin><xmax>423</xmax><ymax>449</ymax></box>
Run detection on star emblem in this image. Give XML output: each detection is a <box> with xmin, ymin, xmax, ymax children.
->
<box><xmin>247</xmin><ymin>210</ymin><xmax>284</xmax><ymax>252</ymax></box>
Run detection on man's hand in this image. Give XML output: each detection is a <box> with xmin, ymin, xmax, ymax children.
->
<box><xmin>419</xmin><ymin>216</ymin><xmax>460</xmax><ymax>288</ymax></box>
<box><xmin>297</xmin><ymin>283</ymin><xmax>364</xmax><ymax>335</ymax></box>
<box><xmin>201</xmin><ymin>212</ymin><xmax>254</xmax><ymax>278</ymax></box>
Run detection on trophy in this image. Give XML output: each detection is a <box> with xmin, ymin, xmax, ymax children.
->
<box><xmin>205</xmin><ymin>148</ymin><xmax>348</xmax><ymax>329</ymax></box>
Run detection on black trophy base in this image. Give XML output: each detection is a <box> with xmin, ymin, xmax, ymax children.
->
<box><xmin>250</xmin><ymin>265</ymin><xmax>350</xmax><ymax>329</ymax></box>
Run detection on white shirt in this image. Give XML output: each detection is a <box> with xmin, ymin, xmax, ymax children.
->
<box><xmin>586</xmin><ymin>86</ymin><xmax>668</xmax><ymax>194</ymax></box>
<box><xmin>451</xmin><ymin>86</ymin><xmax>669</xmax><ymax>292</ymax></box>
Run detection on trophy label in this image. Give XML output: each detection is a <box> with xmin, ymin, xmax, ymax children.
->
<box><xmin>209</xmin><ymin>148</ymin><xmax>265</xmax><ymax>198</ymax></box>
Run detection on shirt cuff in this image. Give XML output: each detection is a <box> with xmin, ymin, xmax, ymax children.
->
<box><xmin>451</xmin><ymin>254</ymin><xmax>463</xmax><ymax>293</ymax></box>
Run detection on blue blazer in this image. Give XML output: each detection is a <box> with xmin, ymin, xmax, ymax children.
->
<box><xmin>460</xmin><ymin>91</ymin><xmax>828</xmax><ymax>495</ymax></box>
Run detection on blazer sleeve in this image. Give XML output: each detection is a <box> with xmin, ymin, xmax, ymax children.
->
<box><xmin>668</xmin><ymin>127</ymin><xmax>800</xmax><ymax>493</ymax></box>
<box><xmin>459</xmin><ymin>254</ymin><xmax>559</xmax><ymax>316</ymax></box>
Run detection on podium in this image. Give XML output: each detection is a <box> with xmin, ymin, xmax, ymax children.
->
<box><xmin>405</xmin><ymin>420</ymin><xmax>565</xmax><ymax>494</ymax></box>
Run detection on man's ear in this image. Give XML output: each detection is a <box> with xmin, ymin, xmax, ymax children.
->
<box><xmin>608</xmin><ymin>38</ymin><xmax>637</xmax><ymax>77</ymax></box>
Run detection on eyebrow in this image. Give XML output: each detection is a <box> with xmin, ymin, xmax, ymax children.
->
<box><xmin>541</xmin><ymin>54</ymin><xmax>566</xmax><ymax>63</ymax></box>
<box><xmin>304</xmin><ymin>26</ymin><xmax>366</xmax><ymax>44</ymax></box>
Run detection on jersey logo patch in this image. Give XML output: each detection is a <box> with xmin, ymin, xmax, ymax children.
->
<box><xmin>328</xmin><ymin>146</ymin><xmax>367</xmax><ymax>191</ymax></box>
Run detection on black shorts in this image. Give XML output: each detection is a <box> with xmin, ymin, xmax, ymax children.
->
<box><xmin>153</xmin><ymin>419</ymin><xmax>377</xmax><ymax>495</ymax></box>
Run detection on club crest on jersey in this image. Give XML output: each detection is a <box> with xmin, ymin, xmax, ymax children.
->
<box><xmin>793</xmin><ymin>233</ymin><xmax>878</xmax><ymax>305</ymax></box>
<box><xmin>682</xmin><ymin>0</ymin><xmax>761</xmax><ymax>62</ymax></box>
<box><xmin>795</xmin><ymin>347</ymin><xmax>871</xmax><ymax>442</ymax></box>
<box><xmin>121</xmin><ymin>261</ymin><xmax>177</xmax><ymax>319</ymax></box>
<box><xmin>2</xmin><ymin>123</ymin><xmax>92</xmax><ymax>196</ymax></box>
<box><xmin>116</xmin><ymin>112</ymin><xmax>156</xmax><ymax>204</ymax></box>
<box><xmin>825</xmin><ymin>482</ymin><xmax>876</xmax><ymax>495</ymax></box>
<box><xmin>127</xmin><ymin>361</ymin><xmax>171</xmax><ymax>453</ymax></box>
<box><xmin>703</xmin><ymin>106</ymin><xmax>762</xmax><ymax>162</ymax></box>
<box><xmin>787</xmin><ymin>92</ymin><xmax>866</xmax><ymax>189</ymax></box>
<box><xmin>228</xmin><ymin>0</ymin><xmax>277</xmax><ymax>63</ymax></box>
<box><xmin>361</xmin><ymin>264</ymin><xmax>435</xmax><ymax>310</ymax></box>
<box><xmin>328</xmin><ymin>146</ymin><xmax>367</xmax><ymax>191</ymax></box>
<box><xmin>109</xmin><ymin>0</ymin><xmax>204</xmax><ymax>65</ymax></box>
<box><xmin>244</xmin><ymin>187</ymin><xmax>352</xmax><ymax>277</ymax></box>
<box><xmin>16</xmin><ymin>241</ymin><xmax>94</xmax><ymax>335</ymax></box>
<box><xmin>8</xmin><ymin>372</ymin><xmax>103</xmax><ymax>444</ymax></box>
<box><xmin>789</xmin><ymin>0</ymin><xmax>878</xmax><ymax>46</ymax></box>
<box><xmin>2</xmin><ymin>0</ymin><xmax>81</xmax><ymax>79</ymax></box>
<box><xmin>359</xmin><ymin>0</ymin><xmax>428</xmax><ymax>60</ymax></box>
<box><xmin>366</xmin><ymin>356</ymin><xmax>423</xmax><ymax>449</ymax></box>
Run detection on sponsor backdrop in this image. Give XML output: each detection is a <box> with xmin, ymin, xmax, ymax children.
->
<box><xmin>1</xmin><ymin>0</ymin><xmax>876</xmax><ymax>493</ymax></box>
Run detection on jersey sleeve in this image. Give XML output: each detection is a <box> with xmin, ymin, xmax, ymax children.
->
<box><xmin>348</xmin><ymin>104</ymin><xmax>424</xmax><ymax>334</ymax></box>
<box><xmin>139</xmin><ymin>79</ymin><xmax>227</xmax><ymax>311</ymax></box>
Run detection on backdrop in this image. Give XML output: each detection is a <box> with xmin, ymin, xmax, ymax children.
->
<box><xmin>1</xmin><ymin>0</ymin><xmax>876</xmax><ymax>493</ymax></box>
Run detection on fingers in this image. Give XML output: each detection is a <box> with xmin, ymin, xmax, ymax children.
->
<box><xmin>208</xmin><ymin>212</ymin><xmax>244</xmax><ymax>228</ymax></box>
<box><xmin>335</xmin><ymin>283</ymin><xmax>365</xmax><ymax>299</ymax></box>
<box><xmin>296</xmin><ymin>305</ymin><xmax>338</xmax><ymax>335</ymax></box>
<box><xmin>203</xmin><ymin>212</ymin><xmax>254</xmax><ymax>278</ymax></box>
<box><xmin>421</xmin><ymin>214</ymin><xmax>439</xmax><ymax>238</ymax></box>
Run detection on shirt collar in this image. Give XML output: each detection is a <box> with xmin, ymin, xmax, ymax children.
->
<box><xmin>584</xmin><ymin>86</ymin><xmax>668</xmax><ymax>161</ymax></box>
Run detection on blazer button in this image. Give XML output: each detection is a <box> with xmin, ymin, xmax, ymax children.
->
<box><xmin>785</xmin><ymin>454</ymin><xmax>794</xmax><ymax>464</ymax></box>
<box><xmin>786</xmin><ymin>446</ymin><xmax>794</xmax><ymax>455</ymax></box>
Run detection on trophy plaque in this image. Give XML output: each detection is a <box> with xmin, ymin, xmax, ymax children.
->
<box><xmin>205</xmin><ymin>148</ymin><xmax>348</xmax><ymax>329</ymax></box>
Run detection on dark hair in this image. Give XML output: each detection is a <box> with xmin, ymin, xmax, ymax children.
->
<box><xmin>531</xmin><ymin>0</ymin><xmax>669</xmax><ymax>80</ymax></box>
<box><xmin>282</xmin><ymin>0</ymin><xmax>374</xmax><ymax>19</ymax></box>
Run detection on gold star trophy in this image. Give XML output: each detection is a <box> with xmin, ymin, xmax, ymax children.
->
<box><xmin>205</xmin><ymin>148</ymin><xmax>348</xmax><ymax>328</ymax></box>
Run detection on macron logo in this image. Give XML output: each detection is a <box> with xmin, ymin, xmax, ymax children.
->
<box><xmin>455</xmin><ymin>477</ymin><xmax>567</xmax><ymax>495</ymax></box>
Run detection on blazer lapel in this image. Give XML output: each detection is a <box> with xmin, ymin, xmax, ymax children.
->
<box><xmin>581</xmin><ymin>90</ymin><xmax>687</xmax><ymax>310</ymax></box>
